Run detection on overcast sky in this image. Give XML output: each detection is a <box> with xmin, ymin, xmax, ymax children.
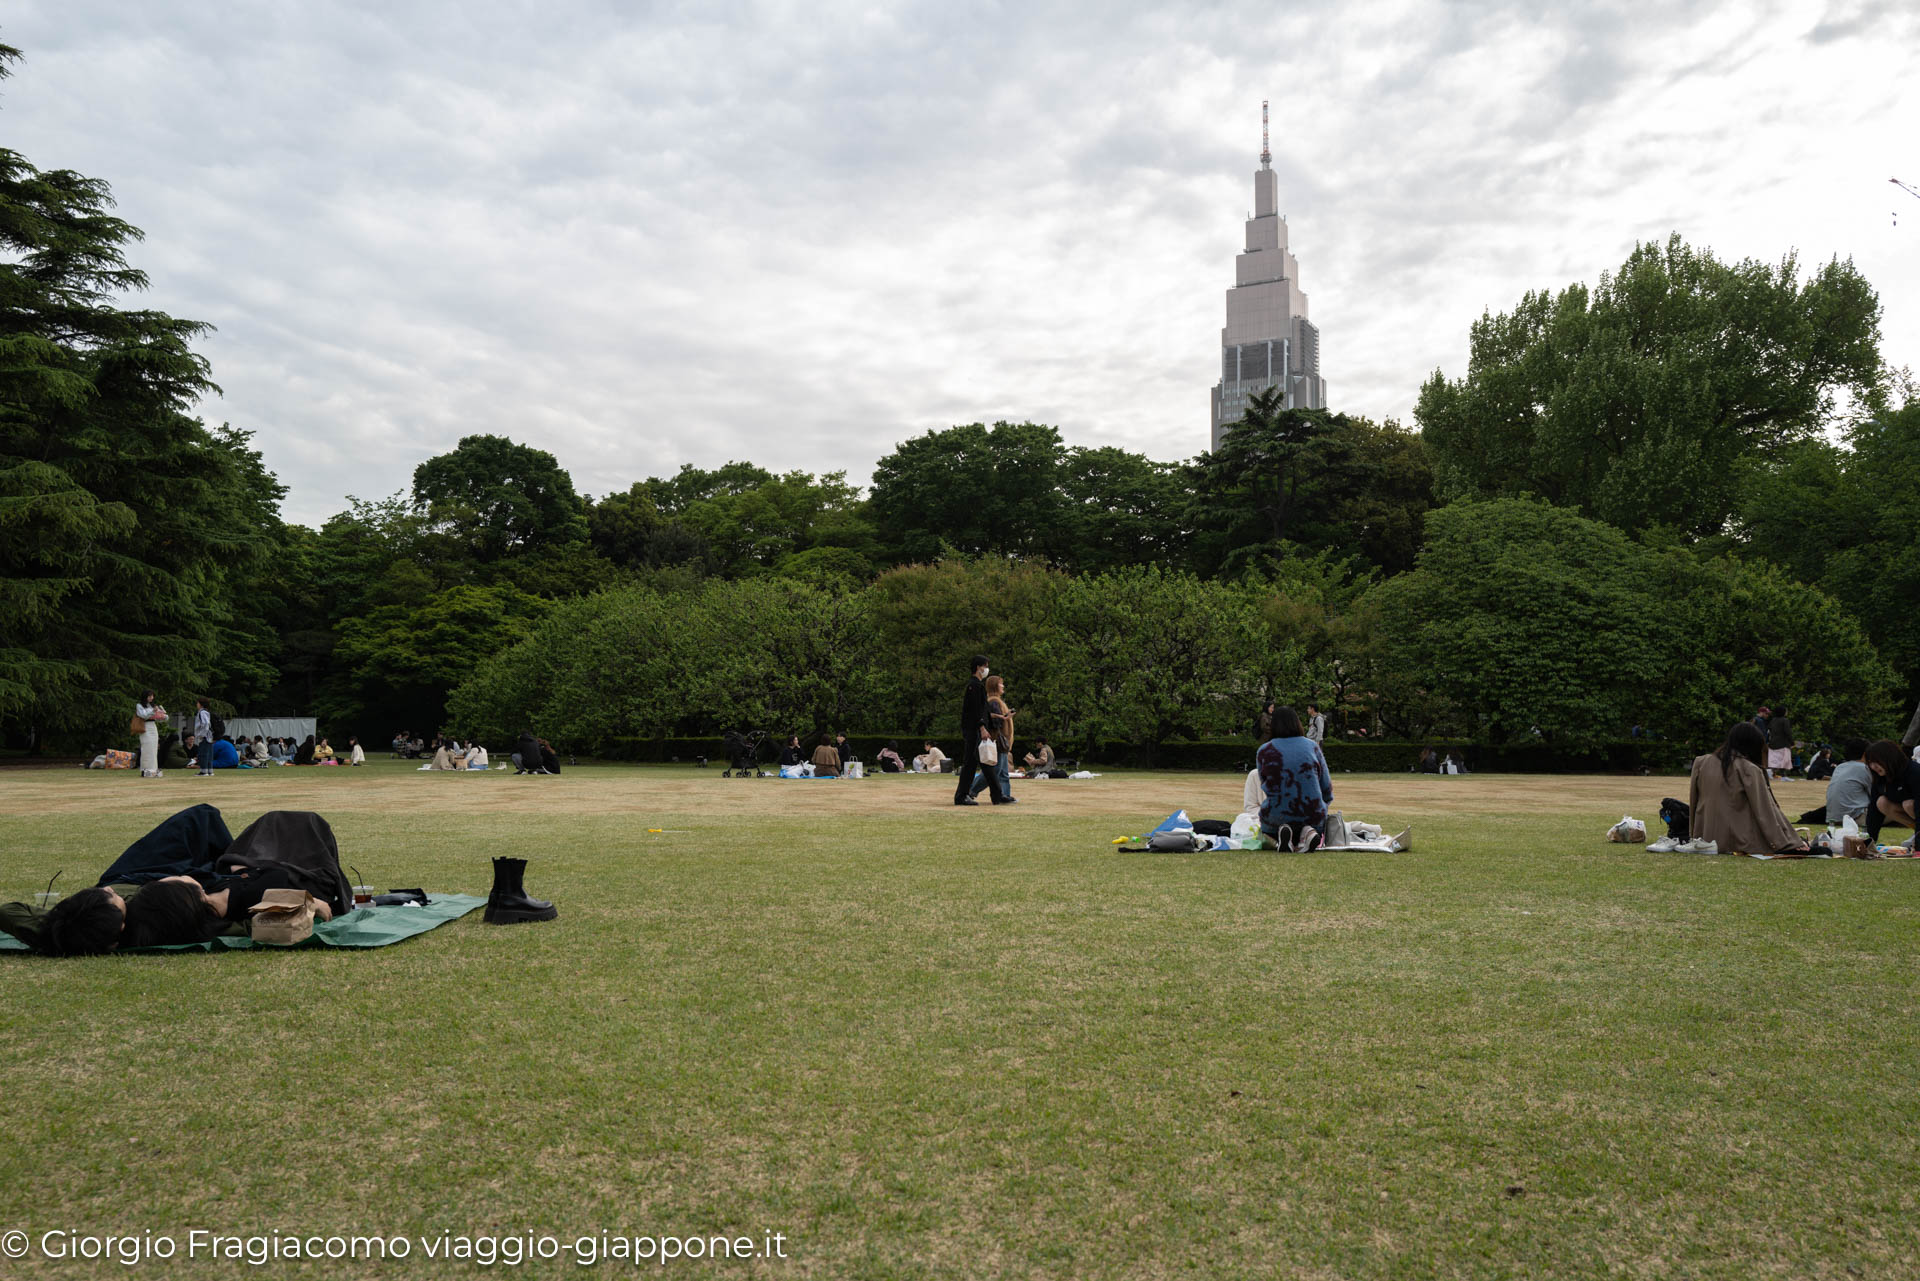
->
<box><xmin>7</xmin><ymin>0</ymin><xmax>1917</xmax><ymax>525</ymax></box>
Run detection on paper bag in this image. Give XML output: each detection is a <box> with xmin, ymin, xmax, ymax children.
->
<box><xmin>248</xmin><ymin>887</ymin><xmax>317</xmax><ymax>946</ymax></box>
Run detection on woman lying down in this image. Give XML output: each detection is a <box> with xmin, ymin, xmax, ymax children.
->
<box><xmin>11</xmin><ymin>806</ymin><xmax>351</xmax><ymax>955</ymax></box>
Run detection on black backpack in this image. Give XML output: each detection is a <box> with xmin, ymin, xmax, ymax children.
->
<box><xmin>1659</xmin><ymin>798</ymin><xmax>1690</xmax><ymax>842</ymax></box>
<box><xmin>209</xmin><ymin>711</ymin><xmax>226</xmax><ymax>741</ymax></box>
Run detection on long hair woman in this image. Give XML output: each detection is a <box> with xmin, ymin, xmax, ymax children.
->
<box><xmin>1687</xmin><ymin>721</ymin><xmax>1806</xmax><ymax>855</ymax></box>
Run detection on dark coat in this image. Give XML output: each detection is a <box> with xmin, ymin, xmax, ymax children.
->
<box><xmin>960</xmin><ymin>676</ymin><xmax>989</xmax><ymax>735</ymax></box>
<box><xmin>216</xmin><ymin>811</ymin><xmax>352</xmax><ymax>918</ymax></box>
<box><xmin>96</xmin><ymin>804</ymin><xmax>234</xmax><ymax>886</ymax></box>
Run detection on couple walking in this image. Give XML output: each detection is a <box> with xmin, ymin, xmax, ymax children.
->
<box><xmin>954</xmin><ymin>655</ymin><xmax>1016</xmax><ymax>807</ymax></box>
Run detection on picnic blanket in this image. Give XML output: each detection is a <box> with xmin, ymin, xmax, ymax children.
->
<box><xmin>0</xmin><ymin>894</ymin><xmax>487</xmax><ymax>953</ymax></box>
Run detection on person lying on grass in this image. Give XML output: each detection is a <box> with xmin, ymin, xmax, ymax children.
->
<box><xmin>1688</xmin><ymin>722</ymin><xmax>1809</xmax><ymax>855</ymax></box>
<box><xmin>121</xmin><ymin>875</ymin><xmax>337</xmax><ymax>948</ymax></box>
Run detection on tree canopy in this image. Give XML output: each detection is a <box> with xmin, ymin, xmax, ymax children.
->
<box><xmin>1417</xmin><ymin>235</ymin><xmax>1883</xmax><ymax>537</ymax></box>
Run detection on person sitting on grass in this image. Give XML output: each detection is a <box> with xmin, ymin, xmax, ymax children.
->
<box><xmin>250</xmin><ymin>736</ymin><xmax>269</xmax><ymax>764</ymax></box>
<box><xmin>314</xmin><ymin>737</ymin><xmax>337</xmax><ymax>764</ymax></box>
<box><xmin>1863</xmin><ymin>739</ymin><xmax>1919</xmax><ymax>846</ymax></box>
<box><xmin>913</xmin><ymin>741</ymin><xmax>947</xmax><ymax>773</ymax></box>
<box><xmin>835</xmin><ymin>732</ymin><xmax>858</xmax><ymax>766</ymax></box>
<box><xmin>467</xmin><ymin>743</ymin><xmax>489</xmax><ymax>770</ymax></box>
<box><xmin>778</xmin><ymin>736</ymin><xmax>803</xmax><ymax>767</ymax></box>
<box><xmin>1803</xmin><ymin>745</ymin><xmax>1835</xmax><ymax>782</ymax></box>
<box><xmin>348</xmin><ymin>736</ymin><xmax>365</xmax><ymax>765</ymax></box>
<box><xmin>1797</xmin><ymin>738</ymin><xmax>1869</xmax><ymax>826</ymax></box>
<box><xmin>811</xmin><ymin>738</ymin><xmax>842</xmax><ymax>778</ymax></box>
<box><xmin>293</xmin><ymin>735</ymin><xmax>317</xmax><ymax>766</ymax></box>
<box><xmin>1688</xmin><ymin>722</ymin><xmax>1808</xmax><ymax>855</ymax></box>
<box><xmin>1256</xmin><ymin>706</ymin><xmax>1332</xmax><ymax>851</ymax></box>
<box><xmin>876</xmin><ymin>741</ymin><xmax>906</xmax><ymax>773</ymax></box>
<box><xmin>1023</xmin><ymin>737</ymin><xmax>1056</xmax><ymax>773</ymax></box>
<box><xmin>430</xmin><ymin>739</ymin><xmax>455</xmax><ymax>770</ymax></box>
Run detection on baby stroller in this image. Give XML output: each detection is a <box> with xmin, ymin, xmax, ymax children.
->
<box><xmin>721</xmin><ymin>730</ymin><xmax>767</xmax><ymax>778</ymax></box>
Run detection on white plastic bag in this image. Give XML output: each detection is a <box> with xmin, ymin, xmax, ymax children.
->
<box><xmin>1607</xmin><ymin>815</ymin><xmax>1647</xmax><ymax>843</ymax></box>
<box><xmin>1230</xmin><ymin>812</ymin><xmax>1259</xmax><ymax>840</ymax></box>
<box><xmin>977</xmin><ymin>737</ymin><xmax>998</xmax><ymax>766</ymax></box>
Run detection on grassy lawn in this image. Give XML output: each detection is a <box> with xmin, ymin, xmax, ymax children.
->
<box><xmin>1</xmin><ymin>762</ymin><xmax>1916</xmax><ymax>1278</ymax></box>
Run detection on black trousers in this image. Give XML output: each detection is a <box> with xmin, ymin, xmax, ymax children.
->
<box><xmin>1798</xmin><ymin>805</ymin><xmax>1829</xmax><ymax>825</ymax></box>
<box><xmin>953</xmin><ymin>738</ymin><xmax>1004</xmax><ymax>803</ymax></box>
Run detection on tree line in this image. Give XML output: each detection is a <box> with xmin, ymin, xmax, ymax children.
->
<box><xmin>1</xmin><ymin>43</ymin><xmax>1911</xmax><ymax>755</ymax></box>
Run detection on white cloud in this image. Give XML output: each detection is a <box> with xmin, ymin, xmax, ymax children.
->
<box><xmin>6</xmin><ymin>0</ymin><xmax>1916</xmax><ymax>523</ymax></box>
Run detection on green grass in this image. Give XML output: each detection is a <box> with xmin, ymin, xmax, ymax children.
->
<box><xmin>1</xmin><ymin>764</ymin><xmax>1916</xmax><ymax>1278</ymax></box>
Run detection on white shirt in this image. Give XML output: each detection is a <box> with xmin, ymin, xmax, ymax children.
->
<box><xmin>469</xmin><ymin>746</ymin><xmax>489</xmax><ymax>767</ymax></box>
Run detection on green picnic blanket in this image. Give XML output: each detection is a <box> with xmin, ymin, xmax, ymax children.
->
<box><xmin>0</xmin><ymin>894</ymin><xmax>487</xmax><ymax>953</ymax></box>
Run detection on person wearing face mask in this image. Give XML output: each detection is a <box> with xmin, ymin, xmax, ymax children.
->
<box><xmin>953</xmin><ymin>655</ymin><xmax>1006</xmax><ymax>806</ymax></box>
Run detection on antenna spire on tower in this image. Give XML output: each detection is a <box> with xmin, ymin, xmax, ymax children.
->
<box><xmin>1260</xmin><ymin>100</ymin><xmax>1270</xmax><ymax>169</ymax></box>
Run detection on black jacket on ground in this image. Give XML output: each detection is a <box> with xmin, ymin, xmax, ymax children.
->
<box><xmin>96</xmin><ymin>804</ymin><xmax>234</xmax><ymax>886</ymax></box>
<box><xmin>216</xmin><ymin>811</ymin><xmax>352</xmax><ymax>919</ymax></box>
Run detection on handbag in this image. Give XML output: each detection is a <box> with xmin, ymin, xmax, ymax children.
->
<box><xmin>129</xmin><ymin>716</ymin><xmax>146</xmax><ymax>736</ymax></box>
<box><xmin>977</xmin><ymin>737</ymin><xmax>998</xmax><ymax>767</ymax></box>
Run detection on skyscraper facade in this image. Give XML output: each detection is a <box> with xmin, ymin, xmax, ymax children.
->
<box><xmin>1210</xmin><ymin>109</ymin><xmax>1326</xmax><ymax>450</ymax></box>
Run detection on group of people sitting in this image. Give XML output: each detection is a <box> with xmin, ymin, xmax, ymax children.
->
<box><xmin>417</xmin><ymin>734</ymin><xmax>491</xmax><ymax>771</ymax></box>
<box><xmin>767</xmin><ymin>732</ymin><xmax>1060</xmax><ymax>782</ymax></box>
<box><xmin>1685</xmin><ymin>725</ymin><xmax>1918</xmax><ymax>855</ymax></box>
<box><xmin>1412</xmin><ymin>747</ymin><xmax>1468</xmax><ymax>775</ymax></box>
<box><xmin>182</xmin><ymin>733</ymin><xmax>362</xmax><ymax>769</ymax></box>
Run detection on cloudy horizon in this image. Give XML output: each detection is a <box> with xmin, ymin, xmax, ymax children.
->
<box><xmin>7</xmin><ymin>0</ymin><xmax>1917</xmax><ymax>526</ymax></box>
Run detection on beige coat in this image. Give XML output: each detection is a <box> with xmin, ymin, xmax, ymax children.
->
<box><xmin>1689</xmin><ymin>753</ymin><xmax>1798</xmax><ymax>855</ymax></box>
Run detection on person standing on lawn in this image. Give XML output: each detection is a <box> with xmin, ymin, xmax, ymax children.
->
<box><xmin>192</xmin><ymin>699</ymin><xmax>213</xmax><ymax>776</ymax></box>
<box><xmin>135</xmin><ymin>689</ymin><xmax>165</xmax><ymax>778</ymax></box>
<box><xmin>1306</xmin><ymin>702</ymin><xmax>1326</xmax><ymax>745</ymax></box>
<box><xmin>970</xmin><ymin>675</ymin><xmax>1017</xmax><ymax>804</ymax></box>
<box><xmin>1765</xmin><ymin>705</ymin><xmax>1794</xmax><ymax>779</ymax></box>
<box><xmin>953</xmin><ymin>655</ymin><xmax>1005</xmax><ymax>806</ymax></box>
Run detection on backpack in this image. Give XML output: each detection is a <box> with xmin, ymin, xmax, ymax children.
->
<box><xmin>1659</xmin><ymin>798</ymin><xmax>1690</xmax><ymax>842</ymax></box>
<box><xmin>209</xmin><ymin>711</ymin><xmax>226</xmax><ymax>741</ymax></box>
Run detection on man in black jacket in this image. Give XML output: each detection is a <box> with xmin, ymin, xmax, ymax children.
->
<box><xmin>954</xmin><ymin>655</ymin><xmax>1006</xmax><ymax>806</ymax></box>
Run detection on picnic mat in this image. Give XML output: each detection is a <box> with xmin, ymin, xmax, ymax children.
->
<box><xmin>0</xmin><ymin>893</ymin><xmax>487</xmax><ymax>953</ymax></box>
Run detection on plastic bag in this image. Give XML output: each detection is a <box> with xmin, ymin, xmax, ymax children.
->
<box><xmin>1607</xmin><ymin>815</ymin><xmax>1647</xmax><ymax>843</ymax></box>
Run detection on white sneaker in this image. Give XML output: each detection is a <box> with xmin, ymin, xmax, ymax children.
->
<box><xmin>1646</xmin><ymin>836</ymin><xmax>1681</xmax><ymax>853</ymax></box>
<box><xmin>1679</xmin><ymin>838</ymin><xmax>1719</xmax><ymax>854</ymax></box>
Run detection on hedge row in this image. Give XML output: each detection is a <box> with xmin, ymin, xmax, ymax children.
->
<box><xmin>602</xmin><ymin>735</ymin><xmax>1700</xmax><ymax>774</ymax></box>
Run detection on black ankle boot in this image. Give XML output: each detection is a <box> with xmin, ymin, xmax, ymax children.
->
<box><xmin>485</xmin><ymin>856</ymin><xmax>557</xmax><ymax>924</ymax></box>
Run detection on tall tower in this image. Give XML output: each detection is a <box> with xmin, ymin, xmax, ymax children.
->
<box><xmin>1210</xmin><ymin>102</ymin><xmax>1326</xmax><ymax>450</ymax></box>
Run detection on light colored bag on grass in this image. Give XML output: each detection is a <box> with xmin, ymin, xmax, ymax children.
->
<box><xmin>1607</xmin><ymin>815</ymin><xmax>1647</xmax><ymax>843</ymax></box>
<box><xmin>248</xmin><ymin>888</ymin><xmax>317</xmax><ymax>946</ymax></box>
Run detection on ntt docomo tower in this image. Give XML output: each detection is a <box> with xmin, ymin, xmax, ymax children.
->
<box><xmin>1210</xmin><ymin>102</ymin><xmax>1327</xmax><ymax>450</ymax></box>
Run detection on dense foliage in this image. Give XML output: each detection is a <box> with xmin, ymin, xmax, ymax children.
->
<box><xmin>1</xmin><ymin>43</ymin><xmax>1910</xmax><ymax>758</ymax></box>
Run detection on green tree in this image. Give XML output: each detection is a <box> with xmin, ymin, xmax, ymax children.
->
<box><xmin>1730</xmin><ymin>398</ymin><xmax>1920</xmax><ymax>708</ymax></box>
<box><xmin>411</xmin><ymin>434</ymin><xmax>589</xmax><ymax>561</ymax></box>
<box><xmin>1032</xmin><ymin>565</ymin><xmax>1267</xmax><ymax>750</ymax></box>
<box><xmin>330</xmin><ymin>583</ymin><xmax>548</xmax><ymax>734</ymax></box>
<box><xmin>1363</xmin><ymin>498</ymin><xmax>1892</xmax><ymax>744</ymax></box>
<box><xmin>1192</xmin><ymin>394</ymin><xmax>1434</xmax><ymax>577</ymax></box>
<box><xmin>1417</xmin><ymin>235</ymin><xmax>1883</xmax><ymax>536</ymax></box>
<box><xmin>865</xmin><ymin>558</ymin><xmax>1067</xmax><ymax>735</ymax></box>
<box><xmin>0</xmin><ymin>46</ymin><xmax>280</xmax><ymax>743</ymax></box>
<box><xmin>869</xmin><ymin>422</ymin><xmax>1070</xmax><ymax>563</ymax></box>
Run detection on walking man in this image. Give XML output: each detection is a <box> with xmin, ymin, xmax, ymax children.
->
<box><xmin>192</xmin><ymin>699</ymin><xmax>213</xmax><ymax>776</ymax></box>
<box><xmin>953</xmin><ymin>655</ymin><xmax>1005</xmax><ymax>806</ymax></box>
<box><xmin>1306</xmin><ymin>702</ymin><xmax>1326</xmax><ymax>745</ymax></box>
